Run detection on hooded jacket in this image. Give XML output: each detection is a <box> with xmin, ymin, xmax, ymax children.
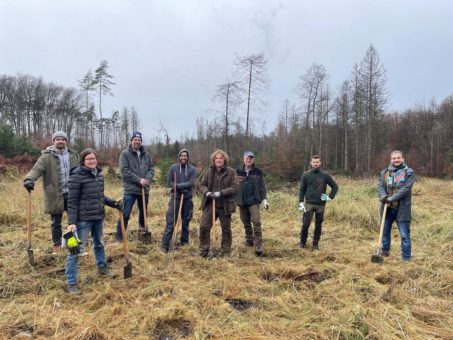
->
<box><xmin>24</xmin><ymin>146</ymin><xmax>79</xmax><ymax>214</ymax></box>
<box><xmin>166</xmin><ymin>149</ymin><xmax>197</xmax><ymax>200</ymax></box>
<box><xmin>378</xmin><ymin>163</ymin><xmax>415</xmax><ymax>222</ymax></box>
<box><xmin>67</xmin><ymin>166</ymin><xmax>116</xmax><ymax>224</ymax></box>
<box><xmin>119</xmin><ymin>144</ymin><xmax>155</xmax><ymax>195</ymax></box>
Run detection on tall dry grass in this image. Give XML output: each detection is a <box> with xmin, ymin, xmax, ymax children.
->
<box><xmin>0</xmin><ymin>175</ymin><xmax>452</xmax><ymax>339</ymax></box>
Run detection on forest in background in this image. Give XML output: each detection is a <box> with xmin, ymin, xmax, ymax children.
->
<box><xmin>1</xmin><ymin>46</ymin><xmax>452</xmax><ymax>180</ymax></box>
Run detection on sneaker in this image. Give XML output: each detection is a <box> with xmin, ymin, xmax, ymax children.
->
<box><xmin>97</xmin><ymin>266</ymin><xmax>116</xmax><ymax>277</ymax></box>
<box><xmin>312</xmin><ymin>244</ymin><xmax>319</xmax><ymax>251</ymax></box>
<box><xmin>255</xmin><ymin>245</ymin><xmax>263</xmax><ymax>256</ymax></box>
<box><xmin>67</xmin><ymin>284</ymin><xmax>81</xmax><ymax>295</ymax></box>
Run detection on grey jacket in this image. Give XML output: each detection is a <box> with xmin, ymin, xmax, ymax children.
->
<box><xmin>119</xmin><ymin>144</ymin><xmax>155</xmax><ymax>195</ymax></box>
<box><xmin>377</xmin><ymin>164</ymin><xmax>415</xmax><ymax>222</ymax></box>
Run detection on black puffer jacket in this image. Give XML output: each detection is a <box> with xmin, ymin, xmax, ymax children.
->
<box><xmin>67</xmin><ymin>166</ymin><xmax>116</xmax><ymax>225</ymax></box>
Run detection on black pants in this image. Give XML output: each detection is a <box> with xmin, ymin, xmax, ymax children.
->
<box><xmin>50</xmin><ymin>194</ymin><xmax>68</xmax><ymax>246</ymax></box>
<box><xmin>300</xmin><ymin>203</ymin><xmax>324</xmax><ymax>246</ymax></box>
<box><xmin>162</xmin><ymin>197</ymin><xmax>193</xmax><ymax>249</ymax></box>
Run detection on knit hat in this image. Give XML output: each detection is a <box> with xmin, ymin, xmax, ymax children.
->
<box><xmin>131</xmin><ymin>131</ymin><xmax>143</xmax><ymax>141</ymax></box>
<box><xmin>52</xmin><ymin>131</ymin><xmax>68</xmax><ymax>141</ymax></box>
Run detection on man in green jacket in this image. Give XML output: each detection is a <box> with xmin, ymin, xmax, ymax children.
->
<box><xmin>299</xmin><ymin>155</ymin><xmax>338</xmax><ymax>251</ymax></box>
<box><xmin>23</xmin><ymin>131</ymin><xmax>79</xmax><ymax>254</ymax></box>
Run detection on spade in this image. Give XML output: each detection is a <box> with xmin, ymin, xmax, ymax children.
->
<box><xmin>371</xmin><ymin>203</ymin><xmax>388</xmax><ymax>264</ymax></box>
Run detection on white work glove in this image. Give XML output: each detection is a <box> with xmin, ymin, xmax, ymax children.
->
<box><xmin>262</xmin><ymin>199</ymin><xmax>269</xmax><ymax>210</ymax></box>
<box><xmin>321</xmin><ymin>194</ymin><xmax>331</xmax><ymax>202</ymax></box>
<box><xmin>298</xmin><ymin>202</ymin><xmax>306</xmax><ymax>212</ymax></box>
<box><xmin>206</xmin><ymin>191</ymin><xmax>212</xmax><ymax>197</ymax></box>
<box><xmin>212</xmin><ymin>191</ymin><xmax>221</xmax><ymax>198</ymax></box>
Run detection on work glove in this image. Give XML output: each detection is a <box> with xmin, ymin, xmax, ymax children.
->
<box><xmin>210</xmin><ymin>191</ymin><xmax>221</xmax><ymax>199</ymax></box>
<box><xmin>23</xmin><ymin>179</ymin><xmax>34</xmax><ymax>192</ymax></box>
<box><xmin>206</xmin><ymin>191</ymin><xmax>212</xmax><ymax>199</ymax></box>
<box><xmin>385</xmin><ymin>196</ymin><xmax>394</xmax><ymax>203</ymax></box>
<box><xmin>63</xmin><ymin>231</ymin><xmax>81</xmax><ymax>255</ymax></box>
<box><xmin>299</xmin><ymin>202</ymin><xmax>306</xmax><ymax>212</ymax></box>
<box><xmin>262</xmin><ymin>199</ymin><xmax>269</xmax><ymax>210</ymax></box>
<box><xmin>115</xmin><ymin>199</ymin><xmax>124</xmax><ymax>212</ymax></box>
<box><xmin>321</xmin><ymin>194</ymin><xmax>331</xmax><ymax>202</ymax></box>
<box><xmin>380</xmin><ymin>195</ymin><xmax>388</xmax><ymax>203</ymax></box>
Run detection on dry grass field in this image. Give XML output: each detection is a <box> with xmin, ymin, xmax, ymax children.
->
<box><xmin>0</xmin><ymin>175</ymin><xmax>452</xmax><ymax>339</ymax></box>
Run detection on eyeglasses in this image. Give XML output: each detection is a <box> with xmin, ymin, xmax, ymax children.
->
<box><xmin>85</xmin><ymin>157</ymin><xmax>97</xmax><ymax>161</ymax></box>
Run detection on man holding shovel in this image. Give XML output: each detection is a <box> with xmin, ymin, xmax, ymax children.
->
<box><xmin>299</xmin><ymin>155</ymin><xmax>338</xmax><ymax>251</ymax></box>
<box><xmin>161</xmin><ymin>149</ymin><xmax>197</xmax><ymax>253</ymax></box>
<box><xmin>377</xmin><ymin>150</ymin><xmax>415</xmax><ymax>261</ymax></box>
<box><xmin>236</xmin><ymin>151</ymin><xmax>269</xmax><ymax>256</ymax></box>
<box><xmin>115</xmin><ymin>132</ymin><xmax>154</xmax><ymax>243</ymax></box>
<box><xmin>23</xmin><ymin>131</ymin><xmax>79</xmax><ymax>255</ymax></box>
<box><xmin>199</xmin><ymin>149</ymin><xmax>238</xmax><ymax>258</ymax></box>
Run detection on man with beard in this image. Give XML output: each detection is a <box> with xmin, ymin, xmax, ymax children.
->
<box><xmin>377</xmin><ymin>150</ymin><xmax>415</xmax><ymax>261</ymax></box>
<box><xmin>116</xmin><ymin>131</ymin><xmax>155</xmax><ymax>242</ymax></box>
<box><xmin>299</xmin><ymin>155</ymin><xmax>338</xmax><ymax>251</ymax></box>
<box><xmin>161</xmin><ymin>149</ymin><xmax>197</xmax><ymax>253</ymax></box>
<box><xmin>23</xmin><ymin>131</ymin><xmax>79</xmax><ymax>254</ymax></box>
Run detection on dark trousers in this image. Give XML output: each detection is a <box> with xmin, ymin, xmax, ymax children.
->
<box><xmin>50</xmin><ymin>194</ymin><xmax>67</xmax><ymax>246</ymax></box>
<box><xmin>199</xmin><ymin>202</ymin><xmax>232</xmax><ymax>254</ymax></box>
<box><xmin>301</xmin><ymin>203</ymin><xmax>325</xmax><ymax>246</ymax></box>
<box><xmin>162</xmin><ymin>197</ymin><xmax>193</xmax><ymax>249</ymax></box>
<box><xmin>239</xmin><ymin>204</ymin><xmax>262</xmax><ymax>246</ymax></box>
<box><xmin>116</xmin><ymin>193</ymin><xmax>149</xmax><ymax>241</ymax></box>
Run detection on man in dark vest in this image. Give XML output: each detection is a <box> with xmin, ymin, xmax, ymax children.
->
<box><xmin>236</xmin><ymin>151</ymin><xmax>269</xmax><ymax>256</ymax></box>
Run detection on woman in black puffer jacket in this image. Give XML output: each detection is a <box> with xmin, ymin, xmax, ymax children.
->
<box><xmin>64</xmin><ymin>148</ymin><xmax>121</xmax><ymax>294</ymax></box>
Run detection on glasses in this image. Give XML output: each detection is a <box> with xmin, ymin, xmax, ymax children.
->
<box><xmin>85</xmin><ymin>157</ymin><xmax>97</xmax><ymax>161</ymax></box>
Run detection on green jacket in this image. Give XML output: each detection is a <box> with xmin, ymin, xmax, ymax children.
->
<box><xmin>24</xmin><ymin>147</ymin><xmax>79</xmax><ymax>214</ymax></box>
<box><xmin>299</xmin><ymin>168</ymin><xmax>338</xmax><ymax>206</ymax></box>
<box><xmin>235</xmin><ymin>164</ymin><xmax>267</xmax><ymax>207</ymax></box>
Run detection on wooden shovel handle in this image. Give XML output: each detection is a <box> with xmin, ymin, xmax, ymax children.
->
<box><xmin>141</xmin><ymin>187</ymin><xmax>147</xmax><ymax>229</ymax></box>
<box><xmin>27</xmin><ymin>192</ymin><xmax>32</xmax><ymax>245</ymax></box>
<box><xmin>119</xmin><ymin>211</ymin><xmax>129</xmax><ymax>258</ymax></box>
<box><xmin>376</xmin><ymin>203</ymin><xmax>388</xmax><ymax>250</ymax></box>
<box><xmin>211</xmin><ymin>199</ymin><xmax>216</xmax><ymax>242</ymax></box>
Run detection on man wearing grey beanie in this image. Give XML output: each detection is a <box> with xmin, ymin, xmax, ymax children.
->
<box><xmin>23</xmin><ymin>131</ymin><xmax>79</xmax><ymax>255</ymax></box>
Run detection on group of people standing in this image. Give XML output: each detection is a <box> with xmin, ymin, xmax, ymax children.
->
<box><xmin>23</xmin><ymin>131</ymin><xmax>415</xmax><ymax>294</ymax></box>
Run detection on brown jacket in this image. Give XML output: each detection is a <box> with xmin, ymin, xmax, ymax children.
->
<box><xmin>199</xmin><ymin>165</ymin><xmax>238</xmax><ymax>215</ymax></box>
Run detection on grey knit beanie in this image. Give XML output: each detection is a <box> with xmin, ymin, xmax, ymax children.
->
<box><xmin>52</xmin><ymin>131</ymin><xmax>68</xmax><ymax>141</ymax></box>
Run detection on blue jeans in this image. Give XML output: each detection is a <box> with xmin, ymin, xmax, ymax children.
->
<box><xmin>162</xmin><ymin>197</ymin><xmax>193</xmax><ymax>250</ymax></box>
<box><xmin>116</xmin><ymin>193</ymin><xmax>149</xmax><ymax>241</ymax></box>
<box><xmin>382</xmin><ymin>207</ymin><xmax>411</xmax><ymax>260</ymax></box>
<box><xmin>65</xmin><ymin>220</ymin><xmax>106</xmax><ymax>286</ymax></box>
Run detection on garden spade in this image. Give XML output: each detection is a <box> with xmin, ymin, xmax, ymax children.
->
<box><xmin>209</xmin><ymin>199</ymin><xmax>217</xmax><ymax>258</ymax></box>
<box><xmin>172</xmin><ymin>193</ymin><xmax>184</xmax><ymax>251</ymax></box>
<box><xmin>371</xmin><ymin>203</ymin><xmax>388</xmax><ymax>264</ymax></box>
<box><xmin>26</xmin><ymin>192</ymin><xmax>35</xmax><ymax>266</ymax></box>
<box><xmin>119</xmin><ymin>211</ymin><xmax>132</xmax><ymax>278</ymax></box>
<box><xmin>139</xmin><ymin>187</ymin><xmax>152</xmax><ymax>244</ymax></box>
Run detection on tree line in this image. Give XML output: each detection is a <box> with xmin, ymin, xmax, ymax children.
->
<box><xmin>1</xmin><ymin>48</ymin><xmax>452</xmax><ymax>179</ymax></box>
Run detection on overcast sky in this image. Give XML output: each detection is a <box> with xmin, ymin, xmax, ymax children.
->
<box><xmin>1</xmin><ymin>0</ymin><xmax>452</xmax><ymax>143</ymax></box>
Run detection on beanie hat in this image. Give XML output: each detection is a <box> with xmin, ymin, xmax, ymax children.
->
<box><xmin>52</xmin><ymin>131</ymin><xmax>68</xmax><ymax>141</ymax></box>
<box><xmin>131</xmin><ymin>131</ymin><xmax>143</xmax><ymax>141</ymax></box>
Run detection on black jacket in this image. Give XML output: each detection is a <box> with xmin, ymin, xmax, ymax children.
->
<box><xmin>236</xmin><ymin>164</ymin><xmax>267</xmax><ymax>206</ymax></box>
<box><xmin>68</xmin><ymin>166</ymin><xmax>116</xmax><ymax>225</ymax></box>
<box><xmin>299</xmin><ymin>168</ymin><xmax>338</xmax><ymax>206</ymax></box>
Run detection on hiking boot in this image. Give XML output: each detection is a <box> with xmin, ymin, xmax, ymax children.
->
<box><xmin>299</xmin><ymin>243</ymin><xmax>306</xmax><ymax>249</ymax></box>
<box><xmin>219</xmin><ymin>251</ymin><xmax>231</xmax><ymax>258</ymax></box>
<box><xmin>244</xmin><ymin>239</ymin><xmax>254</xmax><ymax>247</ymax></box>
<box><xmin>97</xmin><ymin>266</ymin><xmax>116</xmax><ymax>277</ymax></box>
<box><xmin>52</xmin><ymin>245</ymin><xmax>62</xmax><ymax>255</ymax></box>
<box><xmin>255</xmin><ymin>244</ymin><xmax>263</xmax><ymax>256</ymax></box>
<box><xmin>160</xmin><ymin>246</ymin><xmax>169</xmax><ymax>254</ymax></box>
<box><xmin>381</xmin><ymin>250</ymin><xmax>390</xmax><ymax>257</ymax></box>
<box><xmin>312</xmin><ymin>244</ymin><xmax>319</xmax><ymax>251</ymax></box>
<box><xmin>199</xmin><ymin>250</ymin><xmax>209</xmax><ymax>258</ymax></box>
<box><xmin>67</xmin><ymin>284</ymin><xmax>81</xmax><ymax>295</ymax></box>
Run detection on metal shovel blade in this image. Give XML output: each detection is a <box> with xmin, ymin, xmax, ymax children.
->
<box><xmin>27</xmin><ymin>246</ymin><xmax>35</xmax><ymax>266</ymax></box>
<box><xmin>123</xmin><ymin>261</ymin><xmax>132</xmax><ymax>279</ymax></box>
<box><xmin>371</xmin><ymin>252</ymin><xmax>383</xmax><ymax>264</ymax></box>
<box><xmin>138</xmin><ymin>230</ymin><xmax>152</xmax><ymax>244</ymax></box>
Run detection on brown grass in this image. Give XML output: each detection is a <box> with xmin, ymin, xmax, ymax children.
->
<box><xmin>0</xmin><ymin>175</ymin><xmax>452</xmax><ymax>339</ymax></box>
